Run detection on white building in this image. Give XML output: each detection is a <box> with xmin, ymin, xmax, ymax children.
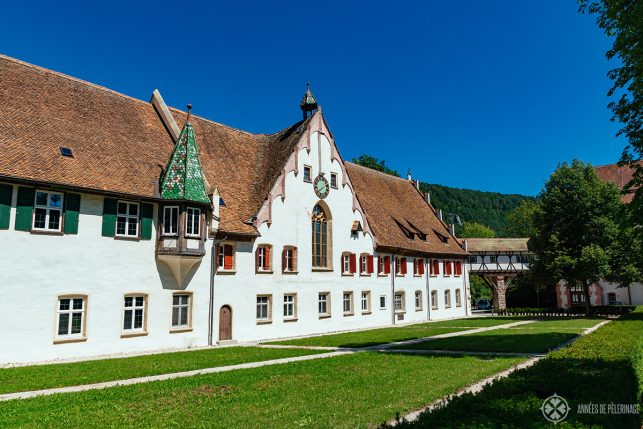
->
<box><xmin>0</xmin><ymin>55</ymin><xmax>469</xmax><ymax>365</ymax></box>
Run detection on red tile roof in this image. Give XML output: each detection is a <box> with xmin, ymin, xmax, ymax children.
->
<box><xmin>595</xmin><ymin>162</ymin><xmax>641</xmax><ymax>203</ymax></box>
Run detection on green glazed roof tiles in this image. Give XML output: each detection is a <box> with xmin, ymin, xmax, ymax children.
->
<box><xmin>160</xmin><ymin>122</ymin><xmax>210</xmax><ymax>204</ymax></box>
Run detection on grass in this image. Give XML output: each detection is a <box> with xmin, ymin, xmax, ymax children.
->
<box><xmin>267</xmin><ymin>317</ymin><xmax>523</xmax><ymax>348</ymax></box>
<box><xmin>0</xmin><ymin>347</ymin><xmax>326</xmax><ymax>395</ymax></box>
<box><xmin>0</xmin><ymin>352</ymin><xmax>525</xmax><ymax>428</ymax></box>
<box><xmin>385</xmin><ymin>309</ymin><xmax>643</xmax><ymax>428</ymax></box>
<box><xmin>394</xmin><ymin>319</ymin><xmax>604</xmax><ymax>354</ymax></box>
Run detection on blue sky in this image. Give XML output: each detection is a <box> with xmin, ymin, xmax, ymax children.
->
<box><xmin>1</xmin><ymin>1</ymin><xmax>620</xmax><ymax>196</ymax></box>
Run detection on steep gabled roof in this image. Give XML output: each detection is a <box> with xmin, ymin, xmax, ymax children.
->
<box><xmin>0</xmin><ymin>54</ymin><xmax>305</xmax><ymax>236</ymax></box>
<box><xmin>595</xmin><ymin>162</ymin><xmax>641</xmax><ymax>203</ymax></box>
<box><xmin>345</xmin><ymin>162</ymin><xmax>468</xmax><ymax>257</ymax></box>
<box><xmin>466</xmin><ymin>238</ymin><xmax>530</xmax><ymax>253</ymax></box>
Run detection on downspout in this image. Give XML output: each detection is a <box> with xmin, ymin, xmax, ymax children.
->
<box><xmin>426</xmin><ymin>257</ymin><xmax>431</xmax><ymax>321</ymax></box>
<box><xmin>463</xmin><ymin>259</ymin><xmax>469</xmax><ymax>316</ymax></box>
<box><xmin>390</xmin><ymin>253</ymin><xmax>395</xmax><ymax>325</ymax></box>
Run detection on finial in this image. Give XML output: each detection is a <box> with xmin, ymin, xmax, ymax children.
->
<box><xmin>186</xmin><ymin>104</ymin><xmax>193</xmax><ymax>123</ymax></box>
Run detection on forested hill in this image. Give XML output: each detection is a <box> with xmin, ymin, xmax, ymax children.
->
<box><xmin>418</xmin><ymin>182</ymin><xmax>532</xmax><ymax>236</ymax></box>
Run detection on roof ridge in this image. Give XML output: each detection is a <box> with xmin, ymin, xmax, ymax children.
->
<box><xmin>0</xmin><ymin>54</ymin><xmax>153</xmax><ymax>107</ymax></box>
<box><xmin>345</xmin><ymin>161</ymin><xmax>411</xmax><ymax>184</ymax></box>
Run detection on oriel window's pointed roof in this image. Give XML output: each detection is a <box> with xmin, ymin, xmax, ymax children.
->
<box><xmin>300</xmin><ymin>83</ymin><xmax>318</xmax><ymax>111</ymax></box>
<box><xmin>160</xmin><ymin>121</ymin><xmax>210</xmax><ymax>204</ymax></box>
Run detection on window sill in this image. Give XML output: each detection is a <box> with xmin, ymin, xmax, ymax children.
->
<box><xmin>319</xmin><ymin>314</ymin><xmax>332</xmax><ymax>319</ymax></box>
<box><xmin>121</xmin><ymin>331</ymin><xmax>148</xmax><ymax>339</ymax></box>
<box><xmin>341</xmin><ymin>273</ymin><xmax>354</xmax><ymax>277</ymax></box>
<box><xmin>170</xmin><ymin>327</ymin><xmax>193</xmax><ymax>334</ymax></box>
<box><xmin>360</xmin><ymin>272</ymin><xmax>372</xmax><ymax>277</ymax></box>
<box><xmin>31</xmin><ymin>229</ymin><xmax>64</xmax><ymax>236</ymax></box>
<box><xmin>216</xmin><ymin>269</ymin><xmax>236</xmax><ymax>275</ymax></box>
<box><xmin>445</xmin><ymin>306</ymin><xmax>452</xmax><ymax>309</ymax></box>
<box><xmin>115</xmin><ymin>235</ymin><xmax>141</xmax><ymax>242</ymax></box>
<box><xmin>161</xmin><ymin>234</ymin><xmax>178</xmax><ymax>238</ymax></box>
<box><xmin>312</xmin><ymin>267</ymin><xmax>333</xmax><ymax>272</ymax></box>
<box><xmin>415</xmin><ymin>308</ymin><xmax>423</xmax><ymax>312</ymax></box>
<box><xmin>256</xmin><ymin>319</ymin><xmax>272</xmax><ymax>325</ymax></box>
<box><xmin>282</xmin><ymin>271</ymin><xmax>299</xmax><ymax>275</ymax></box>
<box><xmin>361</xmin><ymin>311</ymin><xmax>372</xmax><ymax>315</ymax></box>
<box><xmin>432</xmin><ymin>307</ymin><xmax>438</xmax><ymax>310</ymax></box>
<box><xmin>256</xmin><ymin>270</ymin><xmax>274</xmax><ymax>274</ymax></box>
<box><xmin>395</xmin><ymin>310</ymin><xmax>406</xmax><ymax>314</ymax></box>
<box><xmin>53</xmin><ymin>336</ymin><xmax>87</xmax><ymax>345</ymax></box>
<box><xmin>284</xmin><ymin>317</ymin><xmax>298</xmax><ymax>323</ymax></box>
<box><xmin>430</xmin><ymin>275</ymin><xmax>438</xmax><ymax>278</ymax></box>
<box><xmin>456</xmin><ymin>305</ymin><xmax>462</xmax><ymax>308</ymax></box>
<box><xmin>414</xmin><ymin>274</ymin><xmax>423</xmax><ymax>278</ymax></box>
<box><xmin>378</xmin><ymin>273</ymin><xmax>389</xmax><ymax>277</ymax></box>
<box><xmin>343</xmin><ymin>312</ymin><xmax>354</xmax><ymax>317</ymax></box>
<box><xmin>395</xmin><ymin>274</ymin><xmax>405</xmax><ymax>277</ymax></box>
<box><xmin>303</xmin><ymin>179</ymin><xmax>312</xmax><ymax>184</ymax></box>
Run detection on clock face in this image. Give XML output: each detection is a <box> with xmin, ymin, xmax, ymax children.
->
<box><xmin>313</xmin><ymin>174</ymin><xmax>329</xmax><ymax>199</ymax></box>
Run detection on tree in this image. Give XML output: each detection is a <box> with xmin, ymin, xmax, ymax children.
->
<box><xmin>351</xmin><ymin>154</ymin><xmax>400</xmax><ymax>177</ymax></box>
<box><xmin>460</xmin><ymin>222</ymin><xmax>496</xmax><ymax>238</ymax></box>
<box><xmin>505</xmin><ymin>200</ymin><xmax>539</xmax><ymax>238</ymax></box>
<box><xmin>531</xmin><ymin>160</ymin><xmax>637</xmax><ymax>314</ymax></box>
<box><xmin>579</xmin><ymin>0</ymin><xmax>643</xmax><ymax>202</ymax></box>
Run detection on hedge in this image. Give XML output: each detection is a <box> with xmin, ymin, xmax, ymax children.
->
<box><xmin>382</xmin><ymin>306</ymin><xmax>643</xmax><ymax>428</ymax></box>
<box><xmin>498</xmin><ymin>305</ymin><xmax>635</xmax><ymax>317</ymax></box>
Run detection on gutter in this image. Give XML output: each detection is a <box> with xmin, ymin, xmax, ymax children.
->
<box><xmin>426</xmin><ymin>257</ymin><xmax>431</xmax><ymax>321</ymax></box>
<box><xmin>390</xmin><ymin>253</ymin><xmax>395</xmax><ymax>325</ymax></box>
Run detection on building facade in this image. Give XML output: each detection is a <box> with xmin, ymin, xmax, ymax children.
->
<box><xmin>0</xmin><ymin>55</ymin><xmax>469</xmax><ymax>365</ymax></box>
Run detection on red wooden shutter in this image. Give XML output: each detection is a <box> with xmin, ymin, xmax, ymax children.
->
<box><xmin>264</xmin><ymin>246</ymin><xmax>271</xmax><ymax>270</ymax></box>
<box><xmin>418</xmin><ymin>259</ymin><xmax>425</xmax><ymax>275</ymax></box>
<box><xmin>256</xmin><ymin>248</ymin><xmax>261</xmax><ymax>270</ymax></box>
<box><xmin>384</xmin><ymin>256</ymin><xmax>391</xmax><ymax>274</ymax></box>
<box><xmin>350</xmin><ymin>253</ymin><xmax>356</xmax><ymax>274</ymax></box>
<box><xmin>401</xmin><ymin>258</ymin><xmax>407</xmax><ymax>275</ymax></box>
<box><xmin>224</xmin><ymin>245</ymin><xmax>233</xmax><ymax>270</ymax></box>
<box><xmin>293</xmin><ymin>247</ymin><xmax>298</xmax><ymax>271</ymax></box>
<box><xmin>282</xmin><ymin>248</ymin><xmax>287</xmax><ymax>272</ymax></box>
<box><xmin>367</xmin><ymin>255</ymin><xmax>374</xmax><ymax>274</ymax></box>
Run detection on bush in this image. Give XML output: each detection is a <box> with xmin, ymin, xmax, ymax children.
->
<box><xmin>381</xmin><ymin>307</ymin><xmax>643</xmax><ymax>428</ymax></box>
<box><xmin>498</xmin><ymin>305</ymin><xmax>635</xmax><ymax>317</ymax></box>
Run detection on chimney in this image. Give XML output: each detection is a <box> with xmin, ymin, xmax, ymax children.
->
<box><xmin>407</xmin><ymin>168</ymin><xmax>412</xmax><ymax>181</ymax></box>
<box><xmin>424</xmin><ymin>192</ymin><xmax>431</xmax><ymax>205</ymax></box>
<box><xmin>438</xmin><ymin>209</ymin><xmax>443</xmax><ymax>221</ymax></box>
<box><xmin>414</xmin><ymin>179</ymin><xmax>420</xmax><ymax>190</ymax></box>
<box><xmin>449</xmin><ymin>224</ymin><xmax>456</xmax><ymax>237</ymax></box>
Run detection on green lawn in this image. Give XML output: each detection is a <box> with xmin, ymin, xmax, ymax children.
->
<box><xmin>393</xmin><ymin>319</ymin><xmax>603</xmax><ymax>354</ymax></box>
<box><xmin>0</xmin><ymin>352</ymin><xmax>525</xmax><ymax>428</ymax></box>
<box><xmin>267</xmin><ymin>317</ymin><xmax>523</xmax><ymax>348</ymax></box>
<box><xmin>0</xmin><ymin>347</ymin><xmax>326</xmax><ymax>395</ymax></box>
<box><xmin>386</xmin><ymin>310</ymin><xmax>643</xmax><ymax>429</ymax></box>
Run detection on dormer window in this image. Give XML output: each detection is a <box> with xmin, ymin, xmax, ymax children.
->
<box><xmin>117</xmin><ymin>201</ymin><xmax>139</xmax><ymax>237</ymax></box>
<box><xmin>162</xmin><ymin>206</ymin><xmax>179</xmax><ymax>236</ymax></box>
<box><xmin>185</xmin><ymin>207</ymin><xmax>201</xmax><ymax>237</ymax></box>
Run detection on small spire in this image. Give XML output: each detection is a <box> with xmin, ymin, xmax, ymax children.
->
<box><xmin>300</xmin><ymin>83</ymin><xmax>318</xmax><ymax>120</ymax></box>
<box><xmin>186</xmin><ymin>104</ymin><xmax>193</xmax><ymax>123</ymax></box>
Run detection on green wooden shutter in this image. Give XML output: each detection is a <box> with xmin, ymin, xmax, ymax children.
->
<box><xmin>15</xmin><ymin>187</ymin><xmax>35</xmax><ymax>231</ymax></box>
<box><xmin>141</xmin><ymin>203</ymin><xmax>154</xmax><ymax>240</ymax></box>
<box><xmin>0</xmin><ymin>184</ymin><xmax>13</xmax><ymax>230</ymax></box>
<box><xmin>101</xmin><ymin>198</ymin><xmax>117</xmax><ymax>237</ymax></box>
<box><xmin>63</xmin><ymin>193</ymin><xmax>81</xmax><ymax>235</ymax></box>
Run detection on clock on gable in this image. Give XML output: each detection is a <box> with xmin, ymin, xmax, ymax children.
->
<box><xmin>313</xmin><ymin>174</ymin><xmax>329</xmax><ymax>199</ymax></box>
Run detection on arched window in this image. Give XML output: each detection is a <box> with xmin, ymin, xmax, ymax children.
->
<box><xmin>312</xmin><ymin>204</ymin><xmax>329</xmax><ymax>268</ymax></box>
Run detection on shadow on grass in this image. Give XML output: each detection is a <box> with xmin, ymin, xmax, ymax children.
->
<box><xmin>398</xmin><ymin>332</ymin><xmax>578</xmax><ymax>354</ymax></box>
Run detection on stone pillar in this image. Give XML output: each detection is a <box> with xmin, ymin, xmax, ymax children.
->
<box><xmin>490</xmin><ymin>276</ymin><xmax>507</xmax><ymax>312</ymax></box>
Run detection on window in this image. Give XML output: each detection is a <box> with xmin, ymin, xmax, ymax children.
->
<box><xmin>162</xmin><ymin>206</ymin><xmax>178</xmax><ymax>236</ymax></box>
<box><xmin>303</xmin><ymin>165</ymin><xmax>312</xmax><ymax>182</ymax></box>
<box><xmin>360</xmin><ymin>254</ymin><xmax>373</xmax><ymax>275</ymax></box>
<box><xmin>431</xmin><ymin>290</ymin><xmax>438</xmax><ymax>309</ymax></box>
<box><xmin>378</xmin><ymin>256</ymin><xmax>391</xmax><ymax>275</ymax></box>
<box><xmin>414</xmin><ymin>258</ymin><xmax>425</xmax><ymax>276</ymax></box>
<box><xmin>116</xmin><ymin>201</ymin><xmax>139</xmax><ymax>237</ymax></box>
<box><xmin>415</xmin><ymin>290</ymin><xmax>423</xmax><ymax>310</ymax></box>
<box><xmin>570</xmin><ymin>285</ymin><xmax>585</xmax><ymax>305</ymax></box>
<box><xmin>256</xmin><ymin>295</ymin><xmax>272</xmax><ymax>321</ymax></box>
<box><xmin>607</xmin><ymin>292</ymin><xmax>617</xmax><ymax>304</ymax></box>
<box><xmin>318</xmin><ymin>292</ymin><xmax>330</xmax><ymax>317</ymax></box>
<box><xmin>343</xmin><ymin>292</ymin><xmax>354</xmax><ymax>315</ymax></box>
<box><xmin>445</xmin><ymin>290</ymin><xmax>451</xmax><ymax>308</ymax></box>
<box><xmin>123</xmin><ymin>295</ymin><xmax>147</xmax><ymax>333</ymax></box>
<box><xmin>56</xmin><ymin>296</ymin><xmax>86</xmax><ymax>339</ymax></box>
<box><xmin>311</xmin><ymin>204</ymin><xmax>329</xmax><ymax>268</ymax></box>
<box><xmin>185</xmin><ymin>207</ymin><xmax>201</xmax><ymax>237</ymax></box>
<box><xmin>489</xmin><ymin>255</ymin><xmax>497</xmax><ymax>264</ymax></box>
<box><xmin>455</xmin><ymin>289</ymin><xmax>462</xmax><ymax>307</ymax></box>
<box><xmin>430</xmin><ymin>259</ymin><xmax>440</xmax><ymax>276</ymax></box>
<box><xmin>172</xmin><ymin>293</ymin><xmax>192</xmax><ymax>329</ymax></box>
<box><xmin>256</xmin><ymin>245</ymin><xmax>272</xmax><ymax>272</ymax></box>
<box><xmin>454</xmin><ymin>261</ymin><xmax>463</xmax><ymax>276</ymax></box>
<box><xmin>395</xmin><ymin>257</ymin><xmax>407</xmax><ymax>276</ymax></box>
<box><xmin>361</xmin><ymin>291</ymin><xmax>371</xmax><ymax>313</ymax></box>
<box><xmin>217</xmin><ymin>243</ymin><xmax>235</xmax><ymax>271</ymax></box>
<box><xmin>443</xmin><ymin>261</ymin><xmax>453</xmax><ymax>276</ymax></box>
<box><xmin>394</xmin><ymin>292</ymin><xmax>405</xmax><ymax>312</ymax></box>
<box><xmin>342</xmin><ymin>252</ymin><xmax>356</xmax><ymax>275</ymax></box>
<box><xmin>330</xmin><ymin>172</ymin><xmax>338</xmax><ymax>189</ymax></box>
<box><xmin>33</xmin><ymin>190</ymin><xmax>64</xmax><ymax>231</ymax></box>
<box><xmin>283</xmin><ymin>294</ymin><xmax>297</xmax><ymax>319</ymax></box>
<box><xmin>379</xmin><ymin>295</ymin><xmax>387</xmax><ymax>310</ymax></box>
<box><xmin>468</xmin><ymin>255</ymin><xmax>478</xmax><ymax>264</ymax></box>
<box><xmin>282</xmin><ymin>246</ymin><xmax>297</xmax><ymax>273</ymax></box>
